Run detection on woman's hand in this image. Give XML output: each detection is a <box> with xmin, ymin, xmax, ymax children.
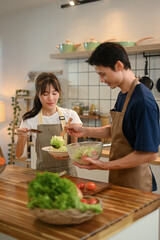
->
<box><xmin>15</xmin><ymin>128</ymin><xmax>29</xmax><ymax>158</ymax></box>
<box><xmin>16</xmin><ymin>128</ymin><xmax>29</xmax><ymax>138</ymax></box>
<box><xmin>50</xmin><ymin>154</ymin><xmax>69</xmax><ymax>160</ymax></box>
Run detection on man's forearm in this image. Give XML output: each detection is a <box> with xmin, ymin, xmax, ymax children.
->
<box><xmin>105</xmin><ymin>151</ymin><xmax>158</xmax><ymax>170</ymax></box>
<box><xmin>83</xmin><ymin>125</ymin><xmax>111</xmax><ymax>139</ymax></box>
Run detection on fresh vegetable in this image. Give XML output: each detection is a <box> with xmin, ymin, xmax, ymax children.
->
<box><xmin>85</xmin><ymin>182</ymin><xmax>96</xmax><ymax>191</ymax></box>
<box><xmin>71</xmin><ymin>145</ymin><xmax>101</xmax><ymax>165</ymax></box>
<box><xmin>27</xmin><ymin>172</ymin><xmax>102</xmax><ymax>213</ymax></box>
<box><xmin>0</xmin><ymin>157</ymin><xmax>5</xmax><ymax>165</ymax></box>
<box><xmin>80</xmin><ymin>198</ymin><xmax>99</xmax><ymax>204</ymax></box>
<box><xmin>77</xmin><ymin>181</ymin><xmax>97</xmax><ymax>191</ymax></box>
<box><xmin>50</xmin><ymin>136</ymin><xmax>65</xmax><ymax>149</ymax></box>
<box><xmin>80</xmin><ymin>198</ymin><xmax>88</xmax><ymax>204</ymax></box>
<box><xmin>88</xmin><ymin>198</ymin><xmax>98</xmax><ymax>204</ymax></box>
<box><xmin>77</xmin><ymin>182</ymin><xmax>85</xmax><ymax>190</ymax></box>
<box><xmin>49</xmin><ymin>145</ymin><xmax>67</xmax><ymax>152</ymax></box>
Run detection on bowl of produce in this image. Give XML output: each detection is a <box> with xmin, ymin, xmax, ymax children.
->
<box><xmin>67</xmin><ymin>141</ymin><xmax>103</xmax><ymax>165</ymax></box>
<box><xmin>42</xmin><ymin>135</ymin><xmax>69</xmax><ymax>158</ymax></box>
<box><xmin>28</xmin><ymin>172</ymin><xmax>102</xmax><ymax>225</ymax></box>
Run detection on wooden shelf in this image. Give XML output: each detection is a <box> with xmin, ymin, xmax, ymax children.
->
<box><xmin>50</xmin><ymin>43</ymin><xmax>160</xmax><ymax>60</ymax></box>
<box><xmin>79</xmin><ymin>114</ymin><xmax>100</xmax><ymax>119</ymax></box>
<box><xmin>17</xmin><ymin>95</ymin><xmax>34</xmax><ymax>100</ymax></box>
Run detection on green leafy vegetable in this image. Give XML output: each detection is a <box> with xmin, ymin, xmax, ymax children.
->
<box><xmin>27</xmin><ymin>172</ymin><xmax>102</xmax><ymax>213</ymax></box>
<box><xmin>49</xmin><ymin>146</ymin><xmax>67</xmax><ymax>152</ymax></box>
<box><xmin>50</xmin><ymin>136</ymin><xmax>65</xmax><ymax>148</ymax></box>
<box><xmin>73</xmin><ymin>146</ymin><xmax>100</xmax><ymax>160</ymax></box>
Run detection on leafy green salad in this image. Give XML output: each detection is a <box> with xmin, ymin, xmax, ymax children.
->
<box><xmin>28</xmin><ymin>172</ymin><xmax>102</xmax><ymax>213</ymax></box>
<box><xmin>72</xmin><ymin>146</ymin><xmax>100</xmax><ymax>160</ymax></box>
<box><xmin>50</xmin><ymin>136</ymin><xmax>67</xmax><ymax>151</ymax></box>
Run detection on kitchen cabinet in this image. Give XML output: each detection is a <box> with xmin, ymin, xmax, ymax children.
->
<box><xmin>0</xmin><ymin>165</ymin><xmax>160</xmax><ymax>240</ymax></box>
<box><xmin>50</xmin><ymin>43</ymin><xmax>160</xmax><ymax>60</ymax></box>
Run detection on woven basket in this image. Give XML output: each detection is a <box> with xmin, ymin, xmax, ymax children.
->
<box><xmin>31</xmin><ymin>197</ymin><xmax>102</xmax><ymax>225</ymax></box>
<box><xmin>0</xmin><ymin>164</ymin><xmax>6</xmax><ymax>174</ymax></box>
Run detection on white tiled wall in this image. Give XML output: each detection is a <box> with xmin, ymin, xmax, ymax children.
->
<box><xmin>64</xmin><ymin>53</ymin><xmax>160</xmax><ymax>127</ymax></box>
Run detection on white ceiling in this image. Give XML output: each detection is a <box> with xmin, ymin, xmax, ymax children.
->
<box><xmin>0</xmin><ymin>0</ymin><xmax>58</xmax><ymax>16</ymax></box>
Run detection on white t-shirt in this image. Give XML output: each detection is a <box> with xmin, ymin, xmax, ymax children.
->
<box><xmin>20</xmin><ymin>107</ymin><xmax>82</xmax><ymax>143</ymax></box>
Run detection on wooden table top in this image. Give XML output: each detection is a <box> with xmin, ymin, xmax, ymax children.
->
<box><xmin>0</xmin><ymin>165</ymin><xmax>160</xmax><ymax>240</ymax></box>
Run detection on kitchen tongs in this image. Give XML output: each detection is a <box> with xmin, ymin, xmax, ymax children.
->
<box><xmin>60</xmin><ymin>118</ymin><xmax>73</xmax><ymax>137</ymax></box>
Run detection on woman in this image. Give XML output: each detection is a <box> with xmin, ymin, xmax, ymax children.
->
<box><xmin>16</xmin><ymin>72</ymin><xmax>82</xmax><ymax>176</ymax></box>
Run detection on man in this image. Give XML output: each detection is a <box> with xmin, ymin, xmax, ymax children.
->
<box><xmin>67</xmin><ymin>42</ymin><xmax>160</xmax><ymax>192</ymax></box>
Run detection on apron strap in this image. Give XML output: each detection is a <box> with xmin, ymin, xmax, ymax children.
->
<box><xmin>38</xmin><ymin>109</ymin><xmax>43</xmax><ymax>125</ymax></box>
<box><xmin>122</xmin><ymin>78</ymin><xmax>139</xmax><ymax>113</ymax></box>
<box><xmin>56</xmin><ymin>106</ymin><xmax>68</xmax><ymax>145</ymax></box>
<box><xmin>38</xmin><ymin>107</ymin><xmax>68</xmax><ymax>145</ymax></box>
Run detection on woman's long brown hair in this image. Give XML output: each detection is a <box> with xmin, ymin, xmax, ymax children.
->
<box><xmin>23</xmin><ymin>72</ymin><xmax>61</xmax><ymax>120</ymax></box>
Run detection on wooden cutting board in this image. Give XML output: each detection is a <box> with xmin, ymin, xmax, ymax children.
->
<box><xmin>63</xmin><ymin>175</ymin><xmax>111</xmax><ymax>195</ymax></box>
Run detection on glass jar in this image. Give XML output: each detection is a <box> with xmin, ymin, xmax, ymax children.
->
<box><xmin>72</xmin><ymin>102</ymin><xmax>83</xmax><ymax>115</ymax></box>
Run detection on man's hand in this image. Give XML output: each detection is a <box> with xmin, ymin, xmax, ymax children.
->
<box><xmin>73</xmin><ymin>157</ymin><xmax>109</xmax><ymax>170</ymax></box>
<box><xmin>66</xmin><ymin>124</ymin><xmax>85</xmax><ymax>137</ymax></box>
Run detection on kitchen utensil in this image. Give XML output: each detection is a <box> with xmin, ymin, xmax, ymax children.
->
<box><xmin>156</xmin><ymin>78</ymin><xmax>160</xmax><ymax>92</ymax></box>
<box><xmin>83</xmin><ymin>38</ymin><xmax>116</xmax><ymax>51</ymax></box>
<box><xmin>58</xmin><ymin>170</ymin><xmax>67</xmax><ymax>177</ymax></box>
<box><xmin>31</xmin><ymin>196</ymin><xmax>102</xmax><ymax>225</ymax></box>
<box><xmin>27</xmin><ymin>129</ymin><xmax>42</xmax><ymax>133</ymax></box>
<box><xmin>56</xmin><ymin>39</ymin><xmax>81</xmax><ymax>53</ymax></box>
<box><xmin>42</xmin><ymin>146</ymin><xmax>69</xmax><ymax>158</ymax></box>
<box><xmin>60</xmin><ymin>117</ymin><xmax>73</xmax><ymax>136</ymax></box>
<box><xmin>83</xmin><ymin>37</ymin><xmax>100</xmax><ymax>51</ymax></box>
<box><xmin>139</xmin><ymin>57</ymin><xmax>154</xmax><ymax>90</ymax></box>
<box><xmin>67</xmin><ymin>141</ymin><xmax>103</xmax><ymax>165</ymax></box>
<box><xmin>116</xmin><ymin>37</ymin><xmax>154</xmax><ymax>47</ymax></box>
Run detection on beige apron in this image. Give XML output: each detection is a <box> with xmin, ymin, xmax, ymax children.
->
<box><xmin>35</xmin><ymin>106</ymin><xmax>77</xmax><ymax>176</ymax></box>
<box><xmin>109</xmin><ymin>78</ymin><xmax>152</xmax><ymax>191</ymax></box>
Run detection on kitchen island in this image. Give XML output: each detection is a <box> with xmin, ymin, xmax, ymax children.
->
<box><xmin>0</xmin><ymin>165</ymin><xmax>160</xmax><ymax>240</ymax></box>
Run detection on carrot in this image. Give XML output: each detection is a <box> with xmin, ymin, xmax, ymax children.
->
<box><xmin>0</xmin><ymin>157</ymin><xmax>5</xmax><ymax>165</ymax></box>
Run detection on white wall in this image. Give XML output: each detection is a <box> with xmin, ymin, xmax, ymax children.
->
<box><xmin>0</xmin><ymin>0</ymin><xmax>160</xmax><ymax>160</ymax></box>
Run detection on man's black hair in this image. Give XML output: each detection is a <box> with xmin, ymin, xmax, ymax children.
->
<box><xmin>87</xmin><ymin>42</ymin><xmax>131</xmax><ymax>70</ymax></box>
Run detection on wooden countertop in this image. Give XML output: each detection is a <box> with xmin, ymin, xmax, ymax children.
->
<box><xmin>102</xmin><ymin>148</ymin><xmax>160</xmax><ymax>165</ymax></box>
<box><xmin>0</xmin><ymin>165</ymin><xmax>160</xmax><ymax>240</ymax></box>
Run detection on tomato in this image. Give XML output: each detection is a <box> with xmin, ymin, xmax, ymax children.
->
<box><xmin>79</xmin><ymin>182</ymin><xmax>85</xmax><ymax>189</ymax></box>
<box><xmin>85</xmin><ymin>182</ymin><xmax>96</xmax><ymax>191</ymax></box>
<box><xmin>92</xmin><ymin>150</ymin><xmax>98</xmax><ymax>156</ymax></box>
<box><xmin>88</xmin><ymin>198</ymin><xmax>98</xmax><ymax>204</ymax></box>
<box><xmin>80</xmin><ymin>198</ymin><xmax>88</xmax><ymax>204</ymax></box>
<box><xmin>76</xmin><ymin>183</ymin><xmax>81</xmax><ymax>189</ymax></box>
<box><xmin>77</xmin><ymin>182</ymin><xmax>85</xmax><ymax>189</ymax></box>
